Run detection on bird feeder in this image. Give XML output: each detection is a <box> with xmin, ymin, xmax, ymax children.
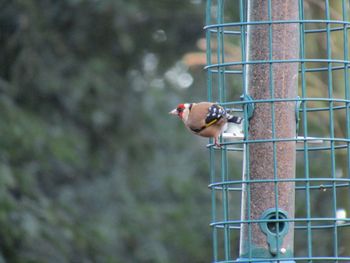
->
<box><xmin>205</xmin><ymin>0</ymin><xmax>350</xmax><ymax>262</ymax></box>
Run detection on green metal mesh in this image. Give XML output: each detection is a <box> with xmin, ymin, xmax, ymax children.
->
<box><xmin>205</xmin><ymin>0</ymin><xmax>350</xmax><ymax>262</ymax></box>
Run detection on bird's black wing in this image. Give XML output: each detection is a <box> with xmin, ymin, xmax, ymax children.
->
<box><xmin>205</xmin><ymin>104</ymin><xmax>226</xmax><ymax>125</ymax></box>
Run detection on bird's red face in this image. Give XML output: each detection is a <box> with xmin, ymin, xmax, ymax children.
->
<box><xmin>169</xmin><ymin>103</ymin><xmax>186</xmax><ymax>119</ymax></box>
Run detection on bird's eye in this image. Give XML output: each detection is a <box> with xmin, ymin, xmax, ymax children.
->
<box><xmin>177</xmin><ymin>107</ymin><xmax>184</xmax><ymax>112</ymax></box>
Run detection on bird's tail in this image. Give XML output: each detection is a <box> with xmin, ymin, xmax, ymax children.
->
<box><xmin>227</xmin><ymin>115</ymin><xmax>243</xmax><ymax>124</ymax></box>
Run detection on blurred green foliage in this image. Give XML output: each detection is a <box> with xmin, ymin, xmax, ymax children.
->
<box><xmin>0</xmin><ymin>0</ymin><xmax>212</xmax><ymax>262</ymax></box>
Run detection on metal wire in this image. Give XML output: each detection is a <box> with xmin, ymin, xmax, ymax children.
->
<box><xmin>206</xmin><ymin>0</ymin><xmax>350</xmax><ymax>262</ymax></box>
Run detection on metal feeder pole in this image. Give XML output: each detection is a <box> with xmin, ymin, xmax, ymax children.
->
<box><xmin>239</xmin><ymin>0</ymin><xmax>299</xmax><ymax>261</ymax></box>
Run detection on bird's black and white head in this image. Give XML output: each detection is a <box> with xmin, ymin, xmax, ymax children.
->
<box><xmin>169</xmin><ymin>103</ymin><xmax>191</xmax><ymax>121</ymax></box>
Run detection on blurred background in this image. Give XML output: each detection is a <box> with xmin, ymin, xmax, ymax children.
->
<box><xmin>0</xmin><ymin>0</ymin><xmax>214</xmax><ymax>262</ymax></box>
<box><xmin>0</xmin><ymin>0</ymin><xmax>349</xmax><ymax>262</ymax></box>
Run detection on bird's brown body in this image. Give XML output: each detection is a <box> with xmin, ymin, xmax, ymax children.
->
<box><xmin>170</xmin><ymin>102</ymin><xmax>231</xmax><ymax>146</ymax></box>
<box><xmin>183</xmin><ymin>102</ymin><xmax>226</xmax><ymax>140</ymax></box>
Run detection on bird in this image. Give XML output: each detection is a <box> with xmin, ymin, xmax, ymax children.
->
<box><xmin>169</xmin><ymin>102</ymin><xmax>243</xmax><ymax>147</ymax></box>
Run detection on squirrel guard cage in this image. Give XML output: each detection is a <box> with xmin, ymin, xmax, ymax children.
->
<box><xmin>205</xmin><ymin>0</ymin><xmax>350</xmax><ymax>262</ymax></box>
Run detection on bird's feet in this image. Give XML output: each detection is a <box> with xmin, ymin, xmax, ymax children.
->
<box><xmin>215</xmin><ymin>142</ymin><xmax>222</xmax><ymax>148</ymax></box>
<box><xmin>206</xmin><ymin>142</ymin><xmax>223</xmax><ymax>148</ymax></box>
<box><xmin>206</xmin><ymin>138</ymin><xmax>223</xmax><ymax>148</ymax></box>
<box><xmin>214</xmin><ymin>138</ymin><xmax>222</xmax><ymax>148</ymax></box>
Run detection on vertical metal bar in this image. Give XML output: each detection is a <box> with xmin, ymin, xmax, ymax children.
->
<box><xmin>206</xmin><ymin>0</ymin><xmax>213</xmax><ymax>103</ymax></box>
<box><xmin>216</xmin><ymin>0</ymin><xmax>230</xmax><ymax>260</ymax></box>
<box><xmin>206</xmin><ymin>0</ymin><xmax>218</xmax><ymax>261</ymax></box>
<box><xmin>325</xmin><ymin>1</ymin><xmax>339</xmax><ymax>261</ymax></box>
<box><xmin>217</xmin><ymin>0</ymin><xmax>225</xmax><ymax>103</ymax></box>
<box><xmin>298</xmin><ymin>0</ymin><xmax>313</xmax><ymax>261</ymax></box>
<box><xmin>267</xmin><ymin>0</ymin><xmax>282</xmax><ymax>255</ymax></box>
<box><xmin>239</xmin><ymin>0</ymin><xmax>253</xmax><ymax>260</ymax></box>
<box><xmin>239</xmin><ymin>0</ymin><xmax>299</xmax><ymax>260</ymax></box>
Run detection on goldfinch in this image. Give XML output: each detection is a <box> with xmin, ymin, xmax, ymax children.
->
<box><xmin>169</xmin><ymin>102</ymin><xmax>242</xmax><ymax>147</ymax></box>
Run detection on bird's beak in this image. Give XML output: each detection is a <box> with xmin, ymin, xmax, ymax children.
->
<box><xmin>169</xmin><ymin>109</ymin><xmax>178</xmax><ymax>115</ymax></box>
